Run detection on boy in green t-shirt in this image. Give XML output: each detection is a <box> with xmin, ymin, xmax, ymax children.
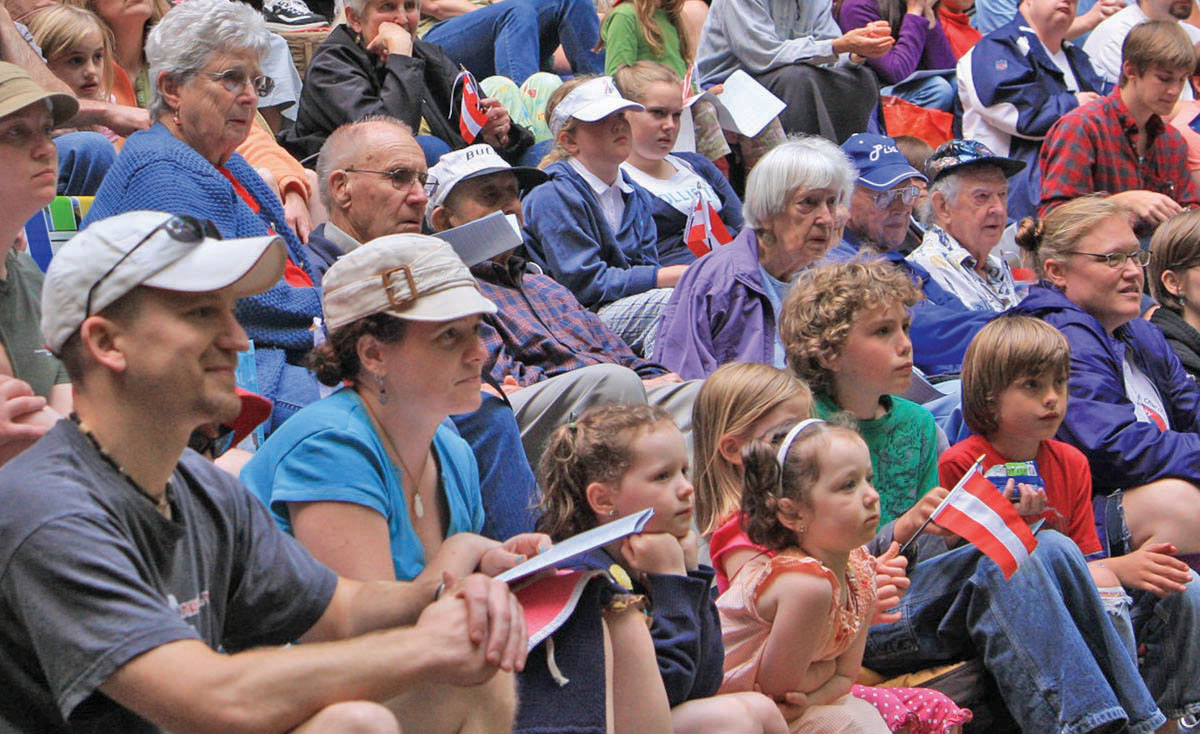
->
<box><xmin>780</xmin><ymin>258</ymin><xmax>939</xmax><ymax>527</ymax></box>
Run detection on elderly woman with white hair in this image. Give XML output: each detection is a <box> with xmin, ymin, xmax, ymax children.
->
<box><xmin>83</xmin><ymin>0</ymin><xmax>323</xmax><ymax>432</ymax></box>
<box><xmin>651</xmin><ymin>136</ymin><xmax>856</xmax><ymax>380</ymax></box>
<box><xmin>280</xmin><ymin>0</ymin><xmax>537</xmax><ymax>165</ymax></box>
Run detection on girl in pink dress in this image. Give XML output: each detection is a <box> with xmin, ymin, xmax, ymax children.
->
<box><xmin>716</xmin><ymin>418</ymin><xmax>971</xmax><ymax>733</ymax></box>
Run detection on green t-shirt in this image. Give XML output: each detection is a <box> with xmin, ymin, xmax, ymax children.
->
<box><xmin>0</xmin><ymin>251</ymin><xmax>68</xmax><ymax>399</ymax></box>
<box><xmin>814</xmin><ymin>392</ymin><xmax>938</xmax><ymax>528</ymax></box>
<box><xmin>601</xmin><ymin>4</ymin><xmax>687</xmax><ymax>77</ymax></box>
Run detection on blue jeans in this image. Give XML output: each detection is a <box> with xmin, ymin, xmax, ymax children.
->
<box><xmin>881</xmin><ymin>72</ymin><xmax>956</xmax><ymax>113</ymax></box>
<box><xmin>424</xmin><ymin>2</ymin><xmax>542</xmax><ymax>83</ymax></box>
<box><xmin>450</xmin><ymin>393</ymin><xmax>540</xmax><ymax>541</ymax></box>
<box><xmin>866</xmin><ymin>531</ymin><xmax>1165</xmax><ymax>733</ymax></box>
<box><xmin>1098</xmin><ymin>492</ymin><xmax>1200</xmax><ymax>719</ymax></box>
<box><xmin>54</xmin><ymin>131</ymin><xmax>116</xmax><ymax>196</ymax></box>
<box><xmin>529</xmin><ymin>0</ymin><xmax>602</xmax><ymax>74</ymax></box>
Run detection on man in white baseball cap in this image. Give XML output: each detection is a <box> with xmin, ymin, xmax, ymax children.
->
<box><xmin>427</xmin><ymin>144</ymin><xmax>700</xmax><ymax>471</ymax></box>
<box><xmin>0</xmin><ymin>210</ymin><xmax>526</xmax><ymax>733</ymax></box>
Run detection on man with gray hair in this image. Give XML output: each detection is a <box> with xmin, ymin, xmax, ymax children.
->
<box><xmin>0</xmin><ymin>211</ymin><xmax>525</xmax><ymax>733</ymax></box>
<box><xmin>306</xmin><ymin>116</ymin><xmax>431</xmax><ymax>280</ymax></box>
<box><xmin>834</xmin><ymin>133</ymin><xmax>994</xmax><ymax>375</ymax></box>
<box><xmin>907</xmin><ymin>139</ymin><xmax>1026</xmax><ymax>313</ymax></box>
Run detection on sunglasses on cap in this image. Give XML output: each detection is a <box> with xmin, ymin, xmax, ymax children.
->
<box><xmin>84</xmin><ymin>215</ymin><xmax>223</xmax><ymax>318</ymax></box>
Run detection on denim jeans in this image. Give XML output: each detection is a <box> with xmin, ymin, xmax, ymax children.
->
<box><xmin>1099</xmin><ymin>491</ymin><xmax>1200</xmax><ymax>719</ymax></box>
<box><xmin>424</xmin><ymin>2</ymin><xmax>542</xmax><ymax>83</ymax></box>
<box><xmin>881</xmin><ymin>72</ymin><xmax>956</xmax><ymax>113</ymax></box>
<box><xmin>54</xmin><ymin>131</ymin><xmax>116</xmax><ymax>196</ymax></box>
<box><xmin>529</xmin><ymin>0</ymin><xmax>603</xmax><ymax>74</ymax></box>
<box><xmin>865</xmin><ymin>531</ymin><xmax>1165</xmax><ymax>733</ymax></box>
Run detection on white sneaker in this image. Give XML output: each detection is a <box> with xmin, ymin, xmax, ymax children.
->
<box><xmin>262</xmin><ymin>0</ymin><xmax>327</xmax><ymax>31</ymax></box>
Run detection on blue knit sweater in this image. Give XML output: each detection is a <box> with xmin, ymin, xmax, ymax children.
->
<box><xmin>84</xmin><ymin>124</ymin><xmax>322</xmax><ymax>430</ymax></box>
<box><xmin>522</xmin><ymin>160</ymin><xmax>661</xmax><ymax>309</ymax></box>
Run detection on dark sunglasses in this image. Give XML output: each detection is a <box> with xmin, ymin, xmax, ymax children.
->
<box><xmin>84</xmin><ymin>215</ymin><xmax>222</xmax><ymax>318</ymax></box>
<box><xmin>188</xmin><ymin>423</ymin><xmax>238</xmax><ymax>458</ymax></box>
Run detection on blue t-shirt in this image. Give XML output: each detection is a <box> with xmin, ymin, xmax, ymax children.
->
<box><xmin>241</xmin><ymin>388</ymin><xmax>485</xmax><ymax>581</ymax></box>
<box><xmin>757</xmin><ymin>263</ymin><xmax>791</xmax><ymax>369</ymax></box>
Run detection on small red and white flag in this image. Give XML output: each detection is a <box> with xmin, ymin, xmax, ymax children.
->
<box><xmin>453</xmin><ymin>69</ymin><xmax>489</xmax><ymax>143</ymax></box>
<box><xmin>685</xmin><ymin>188</ymin><xmax>733</xmax><ymax>257</ymax></box>
<box><xmin>929</xmin><ymin>457</ymin><xmax>1038</xmax><ymax>579</ymax></box>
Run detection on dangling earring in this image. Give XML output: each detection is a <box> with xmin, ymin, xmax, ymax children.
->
<box><xmin>796</xmin><ymin>519</ymin><xmax>807</xmax><ymax>537</ymax></box>
<box><xmin>172</xmin><ymin>107</ymin><xmax>181</xmax><ymax>126</ymax></box>
<box><xmin>374</xmin><ymin>372</ymin><xmax>389</xmax><ymax>404</ymax></box>
<box><xmin>608</xmin><ymin>507</ymin><xmax>617</xmax><ymax>517</ymax></box>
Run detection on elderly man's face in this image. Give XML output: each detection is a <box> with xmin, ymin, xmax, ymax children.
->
<box><xmin>341</xmin><ymin>130</ymin><xmax>428</xmax><ymax>242</ymax></box>
<box><xmin>442</xmin><ymin>171</ymin><xmax>523</xmax><ymax>229</ymax></box>
<box><xmin>847</xmin><ymin>178</ymin><xmax>920</xmax><ymax>250</ymax></box>
<box><xmin>938</xmin><ymin>166</ymin><xmax>1009</xmax><ymax>255</ymax></box>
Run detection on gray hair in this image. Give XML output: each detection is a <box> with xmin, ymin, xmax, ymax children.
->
<box><xmin>743</xmin><ymin>136</ymin><xmax>856</xmax><ymax>231</ymax></box>
<box><xmin>921</xmin><ymin>164</ymin><xmax>1006</xmax><ymax>226</ymax></box>
<box><xmin>316</xmin><ymin>115</ymin><xmax>415</xmax><ymax>211</ymax></box>
<box><xmin>145</xmin><ymin>0</ymin><xmax>271</xmax><ymax>121</ymax></box>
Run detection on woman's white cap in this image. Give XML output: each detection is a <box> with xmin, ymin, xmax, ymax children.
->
<box><xmin>548</xmin><ymin>77</ymin><xmax>644</xmax><ymax>137</ymax></box>
<box><xmin>41</xmin><ymin>211</ymin><xmax>285</xmax><ymax>353</ymax></box>
<box><xmin>321</xmin><ymin>233</ymin><xmax>497</xmax><ymax>330</ymax></box>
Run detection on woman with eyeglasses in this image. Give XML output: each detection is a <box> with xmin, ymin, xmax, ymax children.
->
<box><xmin>83</xmin><ymin>0</ymin><xmax>325</xmax><ymax>433</ymax></box>
<box><xmin>1013</xmin><ymin>196</ymin><xmax>1200</xmax><ymax>575</ymax></box>
<box><xmin>652</xmin><ymin>137</ymin><xmax>855</xmax><ymax>380</ymax></box>
<box><xmin>1013</xmin><ymin>195</ymin><xmax>1200</xmax><ymax>728</ymax></box>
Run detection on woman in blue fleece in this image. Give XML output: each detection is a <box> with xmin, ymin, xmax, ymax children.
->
<box><xmin>523</xmin><ymin>75</ymin><xmax>691</xmax><ymax>357</ymax></box>
<box><xmin>614</xmin><ymin>62</ymin><xmax>743</xmax><ymax>264</ymax></box>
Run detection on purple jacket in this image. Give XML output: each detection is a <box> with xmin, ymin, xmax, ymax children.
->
<box><xmin>652</xmin><ymin>228</ymin><xmax>773</xmax><ymax>380</ymax></box>
<box><xmin>837</xmin><ymin>0</ymin><xmax>956</xmax><ymax>84</ymax></box>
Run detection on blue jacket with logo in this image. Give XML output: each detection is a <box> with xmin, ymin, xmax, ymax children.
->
<box><xmin>1012</xmin><ymin>285</ymin><xmax>1200</xmax><ymax>493</ymax></box>
<box><xmin>957</xmin><ymin>12</ymin><xmax>1108</xmax><ymax>220</ymax></box>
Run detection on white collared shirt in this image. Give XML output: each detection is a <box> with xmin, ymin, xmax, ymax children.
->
<box><xmin>569</xmin><ymin>157</ymin><xmax>632</xmax><ymax>233</ymax></box>
<box><xmin>907</xmin><ymin>225</ymin><xmax>1020</xmax><ymax>312</ymax></box>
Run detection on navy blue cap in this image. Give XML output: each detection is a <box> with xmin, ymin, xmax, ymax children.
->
<box><xmin>841</xmin><ymin>133</ymin><xmax>927</xmax><ymax>191</ymax></box>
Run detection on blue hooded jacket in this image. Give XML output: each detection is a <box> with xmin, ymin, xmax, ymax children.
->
<box><xmin>1011</xmin><ymin>285</ymin><xmax>1200</xmax><ymax>493</ymax></box>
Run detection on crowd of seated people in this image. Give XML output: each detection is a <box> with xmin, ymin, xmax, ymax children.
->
<box><xmin>5</xmin><ymin>0</ymin><xmax>1200</xmax><ymax>729</ymax></box>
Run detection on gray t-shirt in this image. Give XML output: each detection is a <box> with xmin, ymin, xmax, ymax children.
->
<box><xmin>0</xmin><ymin>420</ymin><xmax>338</xmax><ymax>732</ymax></box>
<box><xmin>0</xmin><ymin>250</ymin><xmax>68</xmax><ymax>398</ymax></box>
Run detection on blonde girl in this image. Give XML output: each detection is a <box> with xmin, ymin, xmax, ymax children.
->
<box><xmin>718</xmin><ymin>420</ymin><xmax>971</xmax><ymax>733</ymax></box>
<box><xmin>536</xmin><ymin>403</ymin><xmax>789</xmax><ymax>734</ymax></box>
<box><xmin>28</xmin><ymin>5</ymin><xmax>115</xmax><ymax>103</ymax></box>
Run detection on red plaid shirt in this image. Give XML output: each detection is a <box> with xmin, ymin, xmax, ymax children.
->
<box><xmin>1038</xmin><ymin>90</ymin><xmax>1197</xmax><ymax>218</ymax></box>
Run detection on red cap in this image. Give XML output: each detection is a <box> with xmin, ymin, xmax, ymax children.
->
<box><xmin>226</xmin><ymin>388</ymin><xmax>273</xmax><ymax>447</ymax></box>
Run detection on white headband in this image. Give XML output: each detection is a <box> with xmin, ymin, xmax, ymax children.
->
<box><xmin>775</xmin><ymin>418</ymin><xmax>826</xmax><ymax>467</ymax></box>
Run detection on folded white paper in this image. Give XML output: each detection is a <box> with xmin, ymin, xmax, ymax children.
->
<box><xmin>496</xmin><ymin>508</ymin><xmax>656</xmax><ymax>583</ymax></box>
<box><xmin>434</xmin><ymin>210</ymin><xmax>523</xmax><ymax>266</ymax></box>
<box><xmin>710</xmin><ymin>70</ymin><xmax>786</xmax><ymax>138</ymax></box>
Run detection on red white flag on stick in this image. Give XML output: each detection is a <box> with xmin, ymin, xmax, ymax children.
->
<box><xmin>453</xmin><ymin>68</ymin><xmax>489</xmax><ymax>143</ymax></box>
<box><xmin>929</xmin><ymin>457</ymin><xmax>1038</xmax><ymax>579</ymax></box>
<box><xmin>684</xmin><ymin>189</ymin><xmax>734</xmax><ymax>257</ymax></box>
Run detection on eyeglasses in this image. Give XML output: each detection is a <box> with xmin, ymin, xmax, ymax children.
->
<box><xmin>871</xmin><ymin>185</ymin><xmax>921</xmax><ymax>209</ymax></box>
<box><xmin>200</xmin><ymin>68</ymin><xmax>275</xmax><ymax>97</ymax></box>
<box><xmin>84</xmin><ymin>215</ymin><xmax>223</xmax><ymax>318</ymax></box>
<box><xmin>343</xmin><ymin>167</ymin><xmax>438</xmax><ymax>196</ymax></box>
<box><xmin>1064</xmin><ymin>249</ymin><xmax>1151</xmax><ymax>269</ymax></box>
<box><xmin>188</xmin><ymin>423</ymin><xmax>237</xmax><ymax>458</ymax></box>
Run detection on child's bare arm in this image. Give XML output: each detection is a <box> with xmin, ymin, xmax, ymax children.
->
<box><xmin>755</xmin><ymin>571</ymin><xmax>834</xmax><ymax>701</ymax></box>
<box><xmin>803</xmin><ymin>620</ymin><xmax>868</xmax><ymax>706</ymax></box>
<box><xmin>1104</xmin><ymin>541</ymin><xmax>1192</xmax><ymax>597</ymax></box>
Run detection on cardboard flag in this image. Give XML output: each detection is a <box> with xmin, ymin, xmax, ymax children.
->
<box><xmin>684</xmin><ymin>189</ymin><xmax>734</xmax><ymax>257</ymax></box>
<box><xmin>931</xmin><ymin>458</ymin><xmax>1038</xmax><ymax>579</ymax></box>
<box><xmin>454</xmin><ymin>69</ymin><xmax>489</xmax><ymax>143</ymax></box>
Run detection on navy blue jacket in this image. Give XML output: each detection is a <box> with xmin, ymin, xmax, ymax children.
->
<box><xmin>571</xmin><ymin>548</ymin><xmax>724</xmax><ymax>707</ymax></box>
<box><xmin>522</xmin><ymin>160</ymin><xmax>661</xmax><ymax>309</ymax></box>
<box><xmin>1012</xmin><ymin>286</ymin><xmax>1200</xmax><ymax>493</ymax></box>
<box><xmin>647</xmin><ymin>152</ymin><xmax>743</xmax><ymax>266</ymax></box>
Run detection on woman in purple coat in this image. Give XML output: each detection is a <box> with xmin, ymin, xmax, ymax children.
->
<box><xmin>651</xmin><ymin>136</ymin><xmax>856</xmax><ymax>380</ymax></box>
<box><xmin>836</xmin><ymin>0</ymin><xmax>958</xmax><ymax>110</ymax></box>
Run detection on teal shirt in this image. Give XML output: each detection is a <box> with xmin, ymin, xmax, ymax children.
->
<box><xmin>242</xmin><ymin>388</ymin><xmax>485</xmax><ymax>581</ymax></box>
<box><xmin>814</xmin><ymin>392</ymin><xmax>939</xmax><ymax>527</ymax></box>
